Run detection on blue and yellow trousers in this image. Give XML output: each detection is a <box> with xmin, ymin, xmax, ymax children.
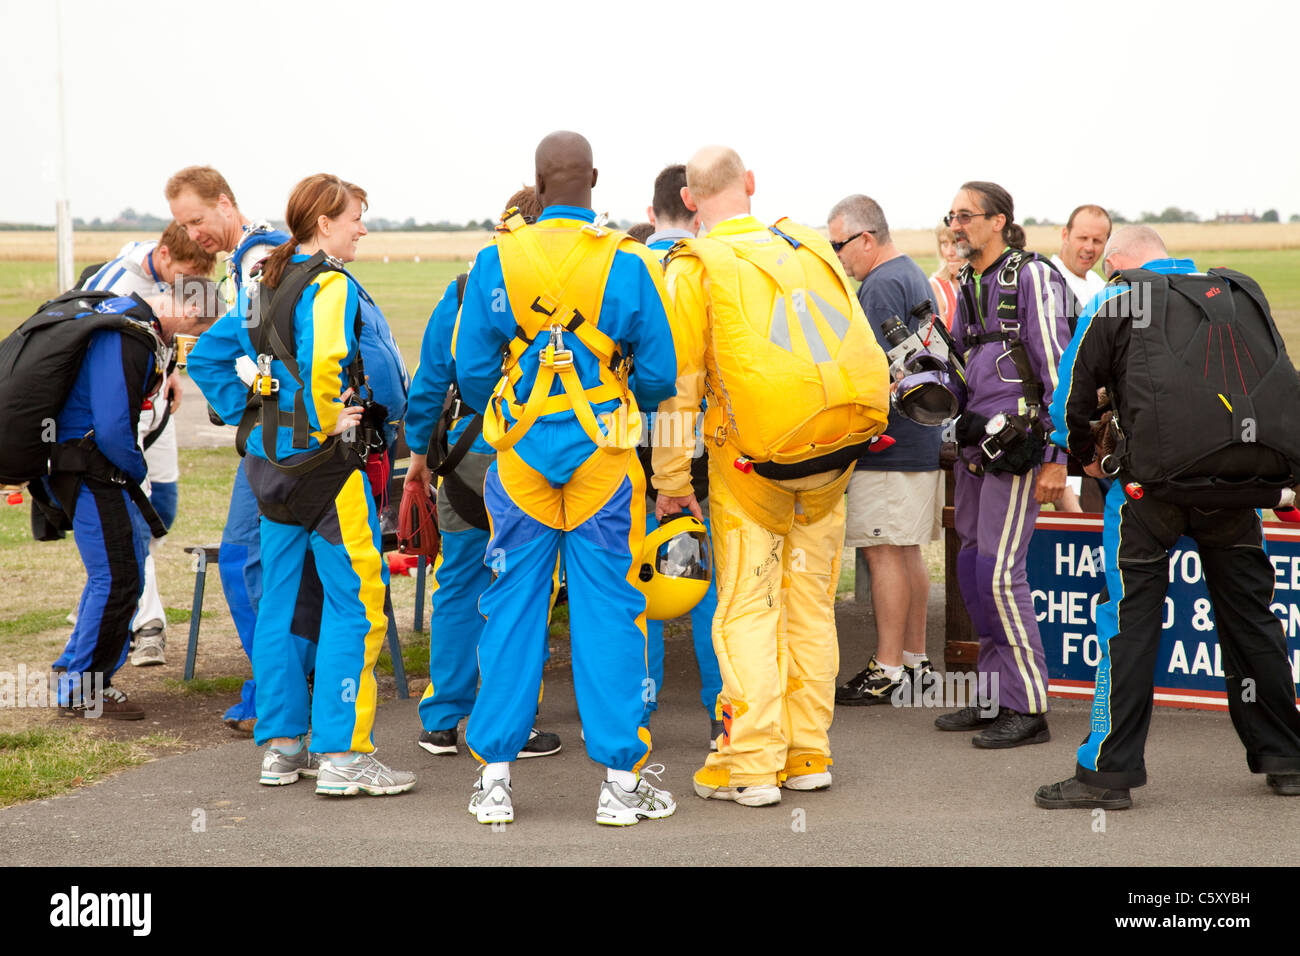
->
<box><xmin>465</xmin><ymin>448</ymin><xmax>652</xmax><ymax>770</ymax></box>
<box><xmin>245</xmin><ymin>455</ymin><xmax>388</xmax><ymax>753</ymax></box>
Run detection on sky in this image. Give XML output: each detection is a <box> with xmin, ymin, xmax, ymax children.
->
<box><xmin>3</xmin><ymin>0</ymin><xmax>1298</xmax><ymax>230</ymax></box>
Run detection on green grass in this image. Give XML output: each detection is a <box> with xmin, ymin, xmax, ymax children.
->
<box><xmin>0</xmin><ymin>725</ymin><xmax>148</xmax><ymax>805</ymax></box>
<box><xmin>376</xmin><ymin>629</ymin><xmax>430</xmax><ymax>677</ymax></box>
<box><xmin>161</xmin><ymin>675</ymin><xmax>245</xmax><ymax>695</ymax></box>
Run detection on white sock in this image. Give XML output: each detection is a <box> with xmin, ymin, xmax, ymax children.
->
<box><xmin>607</xmin><ymin>768</ymin><xmax>638</xmax><ymax>791</ymax></box>
<box><xmin>877</xmin><ymin>662</ymin><xmax>904</xmax><ymax>680</ymax></box>
<box><xmin>903</xmin><ymin>651</ymin><xmax>929</xmax><ymax>668</ymax></box>
<box><xmin>484</xmin><ymin>761</ymin><xmax>511</xmax><ymax>784</ymax></box>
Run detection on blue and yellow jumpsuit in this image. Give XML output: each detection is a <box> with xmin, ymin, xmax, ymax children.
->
<box><xmin>188</xmin><ymin>256</ymin><xmax>391</xmax><ymax>752</ymax></box>
<box><xmin>452</xmin><ymin>205</ymin><xmax>678</xmax><ymax>770</ymax></box>
<box><xmin>404</xmin><ymin>277</ymin><xmax>497</xmax><ymax>734</ymax></box>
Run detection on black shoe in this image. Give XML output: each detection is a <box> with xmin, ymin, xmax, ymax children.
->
<box><xmin>418</xmin><ymin>728</ymin><xmax>458</xmax><ymax>756</ymax></box>
<box><xmin>1267</xmin><ymin>773</ymin><xmax>1300</xmax><ymax>796</ymax></box>
<box><xmin>709</xmin><ymin>719</ymin><xmax>725</xmax><ymax>752</ymax></box>
<box><xmin>835</xmin><ymin>657</ymin><xmax>902</xmax><ymax>706</ymax></box>
<box><xmin>517</xmin><ymin>727</ymin><xmax>561</xmax><ymax>759</ymax></box>
<box><xmin>1035</xmin><ymin>777</ymin><xmax>1132</xmax><ymax>809</ymax></box>
<box><xmin>972</xmin><ymin>709</ymin><xmax>1050</xmax><ymax>749</ymax></box>
<box><xmin>934</xmin><ymin>705</ymin><xmax>996</xmax><ymax>731</ymax></box>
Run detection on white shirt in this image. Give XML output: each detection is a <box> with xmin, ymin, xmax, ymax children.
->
<box><xmin>1051</xmin><ymin>253</ymin><xmax>1106</xmax><ymax>309</ymax></box>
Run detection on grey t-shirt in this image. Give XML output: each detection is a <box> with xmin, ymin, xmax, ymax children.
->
<box><xmin>855</xmin><ymin>254</ymin><xmax>943</xmax><ymax>472</ymax></box>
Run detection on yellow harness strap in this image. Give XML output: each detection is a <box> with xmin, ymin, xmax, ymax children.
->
<box><xmin>487</xmin><ymin>215</ymin><xmax>642</xmax><ymax>454</ymax></box>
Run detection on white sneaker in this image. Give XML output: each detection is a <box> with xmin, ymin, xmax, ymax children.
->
<box><xmin>130</xmin><ymin>622</ymin><xmax>166</xmax><ymax>667</ymax></box>
<box><xmin>596</xmin><ymin>765</ymin><xmax>676</xmax><ymax>826</ymax></box>
<box><xmin>259</xmin><ymin>739</ymin><xmax>321</xmax><ymax>786</ymax></box>
<box><xmin>468</xmin><ymin>774</ymin><xmax>514</xmax><ymax>824</ymax></box>
<box><xmin>314</xmin><ymin>752</ymin><xmax>415</xmax><ymax>796</ymax></box>
<box><xmin>693</xmin><ymin>779</ymin><xmax>782</xmax><ymax>807</ymax></box>
<box><xmin>782</xmin><ymin>771</ymin><xmax>832</xmax><ymax>791</ymax></box>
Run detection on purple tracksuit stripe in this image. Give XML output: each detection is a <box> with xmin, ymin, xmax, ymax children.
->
<box><xmin>954</xmin><ymin>465</ymin><xmax>1050</xmax><ymax>715</ymax></box>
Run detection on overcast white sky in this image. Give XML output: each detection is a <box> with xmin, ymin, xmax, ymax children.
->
<box><xmin>3</xmin><ymin>0</ymin><xmax>1297</xmax><ymax>229</ymax></box>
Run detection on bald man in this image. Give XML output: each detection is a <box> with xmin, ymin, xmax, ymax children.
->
<box><xmin>654</xmin><ymin>146</ymin><xmax>889</xmax><ymax>807</ymax></box>
<box><xmin>1036</xmin><ymin>224</ymin><xmax>1300</xmax><ymax>808</ymax></box>
<box><xmin>451</xmin><ymin>131</ymin><xmax>680</xmax><ymax>826</ymax></box>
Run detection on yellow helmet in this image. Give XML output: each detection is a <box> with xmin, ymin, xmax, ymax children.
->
<box><xmin>635</xmin><ymin>514</ymin><xmax>712</xmax><ymax>621</ymax></box>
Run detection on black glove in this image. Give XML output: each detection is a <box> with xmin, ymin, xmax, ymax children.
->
<box><xmin>954</xmin><ymin>413</ymin><xmax>989</xmax><ymax>447</ymax></box>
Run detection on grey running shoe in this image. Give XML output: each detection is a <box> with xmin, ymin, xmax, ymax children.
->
<box><xmin>130</xmin><ymin>622</ymin><xmax>166</xmax><ymax>667</ymax></box>
<box><xmin>468</xmin><ymin>774</ymin><xmax>514</xmax><ymax>824</ymax></box>
<box><xmin>259</xmin><ymin>740</ymin><xmax>320</xmax><ymax>786</ymax></box>
<box><xmin>597</xmin><ymin>765</ymin><xmax>676</xmax><ymax>826</ymax></box>
<box><xmin>517</xmin><ymin>727</ymin><xmax>561</xmax><ymax>759</ymax></box>
<box><xmin>314</xmin><ymin>752</ymin><xmax>416</xmax><ymax>796</ymax></box>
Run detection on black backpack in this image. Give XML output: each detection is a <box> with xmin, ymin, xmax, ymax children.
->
<box><xmin>0</xmin><ymin>290</ymin><xmax>164</xmax><ymax>486</ymax></box>
<box><xmin>1109</xmin><ymin>267</ymin><xmax>1300</xmax><ymax>506</ymax></box>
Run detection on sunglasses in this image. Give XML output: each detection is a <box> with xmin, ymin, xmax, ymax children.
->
<box><xmin>830</xmin><ymin>230</ymin><xmax>873</xmax><ymax>253</ymax></box>
<box><xmin>943</xmin><ymin>211</ymin><xmax>992</xmax><ymax>227</ymax></box>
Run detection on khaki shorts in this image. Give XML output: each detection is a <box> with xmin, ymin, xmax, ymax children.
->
<box><xmin>844</xmin><ymin>469</ymin><xmax>944</xmax><ymax>548</ymax></box>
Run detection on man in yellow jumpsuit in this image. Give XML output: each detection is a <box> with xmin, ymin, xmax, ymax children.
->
<box><xmin>654</xmin><ymin>146</ymin><xmax>889</xmax><ymax>807</ymax></box>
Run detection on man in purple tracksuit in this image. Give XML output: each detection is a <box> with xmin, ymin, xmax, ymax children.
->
<box><xmin>936</xmin><ymin>181</ymin><xmax>1071</xmax><ymax>748</ymax></box>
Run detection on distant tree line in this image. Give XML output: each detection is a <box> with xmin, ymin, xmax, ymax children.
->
<box><xmin>2</xmin><ymin>209</ymin><xmax>636</xmax><ymax>232</ymax></box>
<box><xmin>1024</xmin><ymin>207</ymin><xmax>1291</xmax><ymax>226</ymax></box>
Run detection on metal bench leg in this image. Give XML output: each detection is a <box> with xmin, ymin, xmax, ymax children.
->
<box><xmin>413</xmin><ymin>555</ymin><xmax>427</xmax><ymax>633</ymax></box>
<box><xmin>384</xmin><ymin>586</ymin><xmax>408</xmax><ymax>699</ymax></box>
<box><xmin>184</xmin><ymin>551</ymin><xmax>207</xmax><ymax>681</ymax></box>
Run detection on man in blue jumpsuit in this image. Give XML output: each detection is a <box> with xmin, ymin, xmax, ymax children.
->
<box><xmin>48</xmin><ymin>292</ymin><xmax>186</xmax><ymax>718</ymax></box>
<box><xmin>168</xmin><ymin>166</ymin><xmax>290</xmax><ymax>732</ymax></box>
<box><xmin>640</xmin><ymin>163</ymin><xmax>723</xmax><ymax>747</ymax></box>
<box><xmin>1036</xmin><ymin>224</ymin><xmax>1300</xmax><ymax>808</ymax></box>
<box><xmin>404</xmin><ymin>187</ymin><xmax>561</xmax><ymax>761</ymax></box>
<box><xmin>452</xmin><ymin>131</ymin><xmax>679</xmax><ymax>825</ymax></box>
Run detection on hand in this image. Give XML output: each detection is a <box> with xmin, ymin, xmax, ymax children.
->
<box><xmin>1083</xmin><ymin>459</ymin><xmax>1106</xmax><ymax>480</ymax></box>
<box><xmin>164</xmin><ymin>370</ymin><xmax>183</xmax><ymax>414</ymax></box>
<box><xmin>330</xmin><ymin>390</ymin><xmax>363</xmax><ymax>437</ymax></box>
<box><xmin>405</xmin><ymin>453</ymin><xmax>433</xmax><ymax>492</ymax></box>
<box><xmin>1035</xmin><ymin>461</ymin><xmax>1067</xmax><ymax>503</ymax></box>
<box><xmin>655</xmin><ymin>493</ymin><xmax>702</xmax><ymax>522</ymax></box>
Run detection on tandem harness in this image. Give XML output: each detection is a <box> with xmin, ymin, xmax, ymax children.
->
<box><xmin>431</xmin><ymin>272</ymin><xmax>490</xmax><ymax>530</ymax></box>
<box><xmin>234</xmin><ymin>251</ymin><xmax>382</xmax><ymax>480</ymax></box>
<box><xmin>483</xmin><ymin>211</ymin><xmax>641</xmax><ymax>456</ymax></box>
<box><xmin>957</xmin><ymin>251</ymin><xmax>1053</xmax><ymax>475</ymax></box>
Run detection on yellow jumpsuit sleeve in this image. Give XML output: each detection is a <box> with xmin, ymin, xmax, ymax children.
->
<box><xmin>652</xmin><ymin>256</ymin><xmax>708</xmax><ymax>499</ymax></box>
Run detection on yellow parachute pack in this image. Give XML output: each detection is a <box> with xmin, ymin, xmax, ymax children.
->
<box><xmin>483</xmin><ymin>210</ymin><xmax>643</xmax><ymax>456</ymax></box>
<box><xmin>669</xmin><ymin>218</ymin><xmax>890</xmax><ymax>467</ymax></box>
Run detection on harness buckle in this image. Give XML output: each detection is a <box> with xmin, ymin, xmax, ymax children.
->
<box><xmin>539</xmin><ymin>325</ymin><xmax>573</xmax><ymax>370</ymax></box>
<box><xmin>254</xmin><ymin>354</ymin><xmax>279</xmax><ymax>397</ymax></box>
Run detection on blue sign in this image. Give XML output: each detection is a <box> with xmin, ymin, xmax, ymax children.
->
<box><xmin>1027</xmin><ymin>513</ymin><xmax>1300</xmax><ymax>710</ymax></box>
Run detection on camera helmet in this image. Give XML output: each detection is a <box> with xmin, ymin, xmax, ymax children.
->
<box><xmin>635</xmin><ymin>514</ymin><xmax>712</xmax><ymax>621</ymax></box>
<box><xmin>892</xmin><ymin>350</ymin><xmax>967</xmax><ymax>426</ymax></box>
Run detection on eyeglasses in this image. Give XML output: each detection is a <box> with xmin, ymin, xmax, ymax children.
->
<box><xmin>830</xmin><ymin>231</ymin><xmax>872</xmax><ymax>253</ymax></box>
<box><xmin>943</xmin><ymin>211</ymin><xmax>992</xmax><ymax>227</ymax></box>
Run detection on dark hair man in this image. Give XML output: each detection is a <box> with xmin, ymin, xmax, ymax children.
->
<box><xmin>936</xmin><ymin>181</ymin><xmax>1071</xmax><ymax>748</ymax></box>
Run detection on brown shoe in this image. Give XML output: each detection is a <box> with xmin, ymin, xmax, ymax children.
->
<box><xmin>224</xmin><ymin>717</ymin><xmax>257</xmax><ymax>737</ymax></box>
<box><xmin>62</xmin><ymin>686</ymin><xmax>145</xmax><ymax>720</ymax></box>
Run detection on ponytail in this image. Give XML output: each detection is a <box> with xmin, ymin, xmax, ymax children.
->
<box><xmin>259</xmin><ymin>239</ymin><xmax>298</xmax><ymax>289</ymax></box>
<box><xmin>1003</xmin><ymin>222</ymin><xmax>1026</xmax><ymax>250</ymax></box>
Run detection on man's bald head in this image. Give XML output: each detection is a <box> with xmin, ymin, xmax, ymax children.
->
<box><xmin>535</xmin><ymin>130</ymin><xmax>598</xmax><ymax>211</ymax></box>
<box><xmin>1103</xmin><ymin>224</ymin><xmax>1169</xmax><ymax>274</ymax></box>
<box><xmin>685</xmin><ymin>145</ymin><xmax>747</xmax><ymax>201</ymax></box>
<box><xmin>682</xmin><ymin>145</ymin><xmax>754</xmax><ymax>231</ymax></box>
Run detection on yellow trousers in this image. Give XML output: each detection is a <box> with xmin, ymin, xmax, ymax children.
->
<box><xmin>695</xmin><ymin>458</ymin><xmax>849</xmax><ymax>789</ymax></box>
